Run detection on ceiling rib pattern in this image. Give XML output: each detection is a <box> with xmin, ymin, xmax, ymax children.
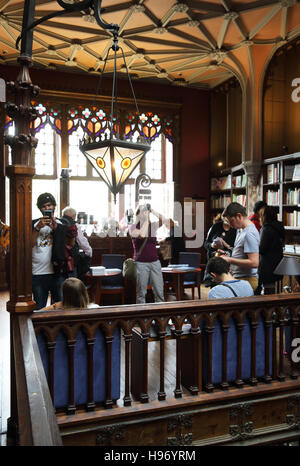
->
<box><xmin>0</xmin><ymin>0</ymin><xmax>299</xmax><ymax>88</ymax></box>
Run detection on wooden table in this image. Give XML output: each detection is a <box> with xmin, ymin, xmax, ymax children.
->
<box><xmin>161</xmin><ymin>266</ymin><xmax>201</xmax><ymax>300</ymax></box>
<box><xmin>85</xmin><ymin>269</ymin><xmax>122</xmax><ymax>304</ymax></box>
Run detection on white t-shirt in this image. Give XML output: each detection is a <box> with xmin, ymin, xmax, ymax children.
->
<box><xmin>32</xmin><ymin>219</ymin><xmax>62</xmax><ymax>275</ymax></box>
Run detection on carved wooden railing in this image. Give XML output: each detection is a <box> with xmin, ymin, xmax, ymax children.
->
<box><xmin>31</xmin><ymin>294</ymin><xmax>300</xmax><ymax>417</ymax></box>
<box><xmin>9</xmin><ymin>314</ymin><xmax>62</xmax><ymax>446</ymax></box>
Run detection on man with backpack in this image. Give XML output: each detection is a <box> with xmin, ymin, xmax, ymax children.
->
<box><xmin>206</xmin><ymin>256</ymin><xmax>254</xmax><ymax>299</ymax></box>
<box><xmin>60</xmin><ymin>206</ymin><xmax>92</xmax><ymax>280</ymax></box>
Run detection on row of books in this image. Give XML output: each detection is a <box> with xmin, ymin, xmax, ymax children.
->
<box><xmin>210</xmin><ymin>195</ymin><xmax>232</xmax><ymax>209</ymax></box>
<box><xmin>285</xmin><ymin>188</ymin><xmax>300</xmax><ymax>205</ymax></box>
<box><xmin>232</xmin><ymin>174</ymin><xmax>246</xmax><ymax>188</ymax></box>
<box><xmin>267</xmin><ymin>162</ymin><xmax>300</xmax><ymax>183</ymax></box>
<box><xmin>210</xmin><ymin>175</ymin><xmax>231</xmax><ymax>191</ymax></box>
<box><xmin>284</xmin><ymin>244</ymin><xmax>300</xmax><ymax>254</ymax></box>
<box><xmin>285</xmin><ymin>211</ymin><xmax>300</xmax><ymax>227</ymax></box>
<box><xmin>232</xmin><ymin>193</ymin><xmax>247</xmax><ymax>206</ymax></box>
<box><xmin>266</xmin><ymin>163</ymin><xmax>281</xmax><ymax>183</ymax></box>
<box><xmin>265</xmin><ymin>190</ymin><xmax>280</xmax><ymax>205</ymax></box>
<box><xmin>285</xmin><ymin>164</ymin><xmax>300</xmax><ymax>181</ymax></box>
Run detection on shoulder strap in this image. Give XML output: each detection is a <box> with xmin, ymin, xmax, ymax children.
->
<box><xmin>220</xmin><ymin>283</ymin><xmax>238</xmax><ymax>297</ymax></box>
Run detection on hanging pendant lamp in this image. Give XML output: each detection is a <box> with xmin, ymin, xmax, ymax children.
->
<box><xmin>15</xmin><ymin>0</ymin><xmax>151</xmax><ymax>204</ymax></box>
<box><xmin>79</xmin><ymin>11</ymin><xmax>151</xmax><ymax>202</ymax></box>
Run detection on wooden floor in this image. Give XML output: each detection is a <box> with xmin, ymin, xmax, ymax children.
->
<box><xmin>0</xmin><ymin>285</ymin><xmax>209</xmax><ymax>446</ymax></box>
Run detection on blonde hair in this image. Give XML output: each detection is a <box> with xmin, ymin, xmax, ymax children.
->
<box><xmin>62</xmin><ymin>278</ymin><xmax>90</xmax><ymax>309</ymax></box>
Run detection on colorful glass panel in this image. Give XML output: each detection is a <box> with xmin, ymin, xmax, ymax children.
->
<box><xmin>124</xmin><ymin>111</ymin><xmax>174</xmax><ymax>143</ymax></box>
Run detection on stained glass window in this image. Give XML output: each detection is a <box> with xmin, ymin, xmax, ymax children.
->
<box><xmin>69</xmin><ymin>126</ymin><xmax>87</xmax><ymax>177</ymax></box>
<box><xmin>145</xmin><ymin>134</ymin><xmax>163</xmax><ymax>180</ymax></box>
<box><xmin>3</xmin><ymin>100</ymin><xmax>175</xmax><ymax>225</ymax></box>
<box><xmin>34</xmin><ymin>123</ymin><xmax>58</xmax><ymax>176</ymax></box>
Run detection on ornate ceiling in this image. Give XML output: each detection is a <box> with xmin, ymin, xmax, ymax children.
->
<box><xmin>0</xmin><ymin>0</ymin><xmax>300</xmax><ymax>89</ymax></box>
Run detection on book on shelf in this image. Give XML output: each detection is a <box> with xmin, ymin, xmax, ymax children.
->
<box><xmin>232</xmin><ymin>193</ymin><xmax>246</xmax><ymax>207</ymax></box>
<box><xmin>224</xmin><ymin>174</ymin><xmax>231</xmax><ymax>189</ymax></box>
<box><xmin>267</xmin><ymin>163</ymin><xmax>281</xmax><ymax>183</ymax></box>
<box><xmin>285</xmin><ymin>210</ymin><xmax>300</xmax><ymax>227</ymax></box>
<box><xmin>210</xmin><ymin>194</ymin><xmax>231</xmax><ymax>209</ymax></box>
<box><xmin>210</xmin><ymin>175</ymin><xmax>231</xmax><ymax>191</ymax></box>
<box><xmin>284</xmin><ymin>164</ymin><xmax>295</xmax><ymax>181</ymax></box>
<box><xmin>284</xmin><ymin>244</ymin><xmax>295</xmax><ymax>253</ymax></box>
<box><xmin>292</xmin><ymin>164</ymin><xmax>300</xmax><ymax>181</ymax></box>
<box><xmin>266</xmin><ymin>190</ymin><xmax>279</xmax><ymax>205</ymax></box>
<box><xmin>232</xmin><ymin>175</ymin><xmax>245</xmax><ymax>188</ymax></box>
<box><xmin>285</xmin><ymin>188</ymin><xmax>300</xmax><ymax>205</ymax></box>
<box><xmin>210</xmin><ymin>177</ymin><xmax>219</xmax><ymax>190</ymax></box>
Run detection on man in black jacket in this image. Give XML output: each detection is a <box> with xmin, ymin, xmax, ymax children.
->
<box><xmin>258</xmin><ymin>205</ymin><xmax>285</xmax><ymax>294</ymax></box>
<box><xmin>32</xmin><ymin>192</ymin><xmax>67</xmax><ymax>309</ymax></box>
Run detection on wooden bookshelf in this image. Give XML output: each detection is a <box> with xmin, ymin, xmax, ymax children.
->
<box><xmin>209</xmin><ymin>164</ymin><xmax>247</xmax><ymax>221</ymax></box>
<box><xmin>263</xmin><ymin>152</ymin><xmax>300</xmax><ymax>240</ymax></box>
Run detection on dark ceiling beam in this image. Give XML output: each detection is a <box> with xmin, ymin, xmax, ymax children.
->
<box><xmin>4</xmin><ymin>0</ymin><xmax>51</xmax><ymax>14</ymax></box>
<box><xmin>147</xmin><ymin>49</ymin><xmax>206</xmax><ymax>55</ymax></box>
<box><xmin>184</xmin><ymin>1</ymin><xmax>225</xmax><ymax>13</ymax></box>
<box><xmin>122</xmin><ymin>25</ymin><xmax>158</xmax><ymax>38</ymax></box>
<box><xmin>7</xmin><ymin>10</ymin><xmax>82</xmax><ymax>18</ymax></box>
<box><xmin>184</xmin><ymin>0</ymin><xmax>287</xmax><ymax>22</ymax></box>
<box><xmin>235</xmin><ymin>0</ymin><xmax>285</xmax><ymax>14</ymax></box>
<box><xmin>30</xmin><ymin>19</ymin><xmax>109</xmax><ymax>36</ymax></box>
<box><xmin>32</xmin><ymin>24</ymin><xmax>73</xmax><ymax>43</ymax></box>
<box><xmin>232</xmin><ymin>17</ymin><xmax>248</xmax><ymax>40</ymax></box>
<box><xmin>123</xmin><ymin>35</ymin><xmax>203</xmax><ymax>50</ymax></box>
<box><xmin>153</xmin><ymin>52</ymin><xmax>208</xmax><ymax>63</ymax></box>
<box><xmin>99</xmin><ymin>1</ymin><xmax>133</xmax><ymax>14</ymax></box>
<box><xmin>195</xmin><ymin>22</ymin><xmax>217</xmax><ymax>49</ymax></box>
<box><xmin>142</xmin><ymin>5</ymin><xmax>161</xmax><ymax>27</ymax></box>
<box><xmin>167</xmin><ymin>27</ymin><xmax>212</xmax><ymax>50</ymax></box>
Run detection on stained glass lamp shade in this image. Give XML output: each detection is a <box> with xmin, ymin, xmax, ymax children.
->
<box><xmin>80</xmin><ymin>136</ymin><xmax>150</xmax><ymax>202</ymax></box>
<box><xmin>78</xmin><ymin>19</ymin><xmax>151</xmax><ymax>202</ymax></box>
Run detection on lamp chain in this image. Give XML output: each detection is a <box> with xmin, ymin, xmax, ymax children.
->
<box><xmin>88</xmin><ymin>29</ymin><xmax>143</xmax><ymax>144</ymax></box>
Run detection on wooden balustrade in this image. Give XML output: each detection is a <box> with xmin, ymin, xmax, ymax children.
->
<box><xmin>31</xmin><ymin>294</ymin><xmax>300</xmax><ymax>417</ymax></box>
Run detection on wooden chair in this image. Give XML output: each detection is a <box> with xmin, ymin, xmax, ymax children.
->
<box><xmin>99</xmin><ymin>254</ymin><xmax>125</xmax><ymax>305</ymax></box>
<box><xmin>178</xmin><ymin>252</ymin><xmax>201</xmax><ymax>299</ymax></box>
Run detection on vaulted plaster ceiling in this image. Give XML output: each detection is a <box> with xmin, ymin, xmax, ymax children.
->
<box><xmin>0</xmin><ymin>0</ymin><xmax>299</xmax><ymax>89</ymax></box>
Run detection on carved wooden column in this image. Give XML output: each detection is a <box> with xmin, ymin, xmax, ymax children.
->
<box><xmin>5</xmin><ymin>55</ymin><xmax>39</xmax><ymax>313</ymax></box>
<box><xmin>0</xmin><ymin>106</ymin><xmax>8</xmax><ymax>290</ymax></box>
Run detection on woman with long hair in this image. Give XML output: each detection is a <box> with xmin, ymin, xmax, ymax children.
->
<box><xmin>39</xmin><ymin>277</ymin><xmax>99</xmax><ymax>310</ymax></box>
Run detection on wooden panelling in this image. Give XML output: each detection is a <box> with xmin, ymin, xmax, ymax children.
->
<box><xmin>31</xmin><ymin>293</ymin><xmax>300</xmax><ymax>446</ymax></box>
<box><xmin>263</xmin><ymin>41</ymin><xmax>300</xmax><ymax>157</ymax></box>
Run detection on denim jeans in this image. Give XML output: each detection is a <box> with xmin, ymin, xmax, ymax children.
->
<box><xmin>32</xmin><ymin>274</ymin><xmax>62</xmax><ymax>310</ymax></box>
